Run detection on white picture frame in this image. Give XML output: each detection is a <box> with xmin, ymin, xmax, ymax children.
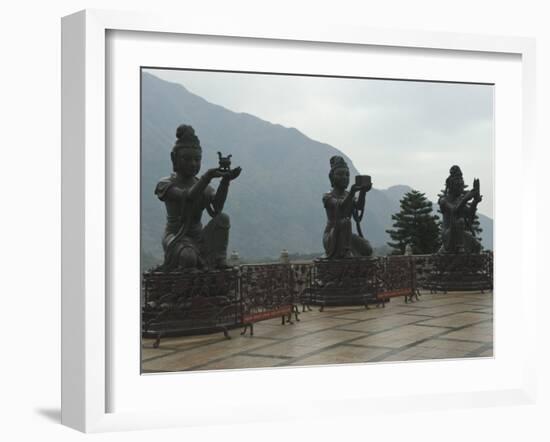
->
<box><xmin>61</xmin><ymin>9</ymin><xmax>537</xmax><ymax>433</ymax></box>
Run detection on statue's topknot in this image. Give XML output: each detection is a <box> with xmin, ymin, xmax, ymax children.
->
<box><xmin>173</xmin><ymin>124</ymin><xmax>201</xmax><ymax>151</ymax></box>
<box><xmin>328</xmin><ymin>156</ymin><xmax>349</xmax><ymax>187</ymax></box>
<box><xmin>449</xmin><ymin>165</ymin><xmax>462</xmax><ymax>178</ymax></box>
<box><xmin>445</xmin><ymin>165</ymin><xmax>464</xmax><ymax>193</ymax></box>
<box><xmin>329</xmin><ymin>156</ymin><xmax>349</xmax><ymax>172</ymax></box>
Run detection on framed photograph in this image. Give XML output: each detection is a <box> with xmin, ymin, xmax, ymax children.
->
<box><xmin>61</xmin><ymin>9</ymin><xmax>537</xmax><ymax>433</ymax></box>
<box><xmin>138</xmin><ymin>67</ymin><xmax>496</xmax><ymax>372</ymax></box>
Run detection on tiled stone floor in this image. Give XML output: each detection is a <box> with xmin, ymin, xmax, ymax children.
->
<box><xmin>141</xmin><ymin>290</ymin><xmax>493</xmax><ymax>373</ymax></box>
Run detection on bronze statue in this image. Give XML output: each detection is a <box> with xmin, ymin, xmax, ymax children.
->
<box><xmin>155</xmin><ymin>125</ymin><xmax>241</xmax><ymax>271</ymax></box>
<box><xmin>438</xmin><ymin>165</ymin><xmax>482</xmax><ymax>254</ymax></box>
<box><xmin>322</xmin><ymin>156</ymin><xmax>373</xmax><ymax>259</ymax></box>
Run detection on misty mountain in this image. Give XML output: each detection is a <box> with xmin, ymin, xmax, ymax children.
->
<box><xmin>141</xmin><ymin>72</ymin><xmax>493</xmax><ymax>262</ymax></box>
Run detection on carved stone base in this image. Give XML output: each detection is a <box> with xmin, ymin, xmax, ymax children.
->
<box><xmin>303</xmin><ymin>258</ymin><xmax>380</xmax><ymax>309</ymax></box>
<box><xmin>423</xmin><ymin>253</ymin><xmax>493</xmax><ymax>292</ymax></box>
<box><xmin>141</xmin><ymin>268</ymin><xmax>240</xmax><ymax>347</ymax></box>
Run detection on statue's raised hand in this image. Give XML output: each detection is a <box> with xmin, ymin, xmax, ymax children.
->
<box><xmin>472</xmin><ymin>178</ymin><xmax>482</xmax><ymax>203</ymax></box>
<box><xmin>351</xmin><ymin>182</ymin><xmax>371</xmax><ymax>193</ymax></box>
<box><xmin>205</xmin><ymin>168</ymin><xmax>226</xmax><ymax>180</ymax></box>
<box><xmin>219</xmin><ymin>166</ymin><xmax>242</xmax><ymax>182</ymax></box>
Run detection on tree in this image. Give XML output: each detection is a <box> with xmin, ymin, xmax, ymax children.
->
<box><xmin>386</xmin><ymin>190</ymin><xmax>441</xmax><ymax>254</ymax></box>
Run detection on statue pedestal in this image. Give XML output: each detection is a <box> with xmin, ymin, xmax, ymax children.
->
<box><xmin>423</xmin><ymin>253</ymin><xmax>493</xmax><ymax>293</ymax></box>
<box><xmin>303</xmin><ymin>256</ymin><xmax>418</xmax><ymax>310</ymax></box>
<box><xmin>304</xmin><ymin>258</ymin><xmax>379</xmax><ymax>310</ymax></box>
<box><xmin>141</xmin><ymin>268</ymin><xmax>240</xmax><ymax>347</ymax></box>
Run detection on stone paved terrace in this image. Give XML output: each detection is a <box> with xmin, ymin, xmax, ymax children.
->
<box><xmin>141</xmin><ymin>290</ymin><xmax>493</xmax><ymax>373</ymax></box>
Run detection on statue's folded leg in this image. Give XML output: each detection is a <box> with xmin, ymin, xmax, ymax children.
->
<box><xmin>351</xmin><ymin>234</ymin><xmax>373</xmax><ymax>257</ymax></box>
<box><xmin>453</xmin><ymin>219</ymin><xmax>466</xmax><ymax>253</ymax></box>
<box><xmin>324</xmin><ymin>219</ymin><xmax>353</xmax><ymax>259</ymax></box>
<box><xmin>200</xmin><ymin>213</ymin><xmax>230</xmax><ymax>268</ymax></box>
<box><xmin>440</xmin><ymin>228</ymin><xmax>451</xmax><ymax>253</ymax></box>
<box><xmin>162</xmin><ymin>236</ymin><xmax>201</xmax><ymax>270</ymax></box>
<box><xmin>178</xmin><ymin>246</ymin><xmax>200</xmax><ymax>269</ymax></box>
<box><xmin>323</xmin><ymin>230</ymin><xmax>336</xmax><ymax>258</ymax></box>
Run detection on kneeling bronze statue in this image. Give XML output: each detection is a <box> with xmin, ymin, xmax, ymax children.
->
<box><xmin>438</xmin><ymin>165</ymin><xmax>482</xmax><ymax>254</ymax></box>
<box><xmin>155</xmin><ymin>124</ymin><xmax>241</xmax><ymax>271</ymax></box>
<box><xmin>322</xmin><ymin>156</ymin><xmax>373</xmax><ymax>259</ymax></box>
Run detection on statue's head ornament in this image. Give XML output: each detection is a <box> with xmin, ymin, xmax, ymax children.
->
<box><xmin>171</xmin><ymin>124</ymin><xmax>202</xmax><ymax>172</ymax></box>
<box><xmin>445</xmin><ymin>164</ymin><xmax>464</xmax><ymax>194</ymax></box>
<box><xmin>173</xmin><ymin>124</ymin><xmax>202</xmax><ymax>152</ymax></box>
<box><xmin>329</xmin><ymin>155</ymin><xmax>349</xmax><ymax>172</ymax></box>
<box><xmin>449</xmin><ymin>165</ymin><xmax>462</xmax><ymax>178</ymax></box>
<box><xmin>328</xmin><ymin>156</ymin><xmax>349</xmax><ymax>186</ymax></box>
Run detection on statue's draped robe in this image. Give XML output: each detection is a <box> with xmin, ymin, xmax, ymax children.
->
<box><xmin>438</xmin><ymin>193</ymin><xmax>481</xmax><ymax>254</ymax></box>
<box><xmin>156</xmin><ymin>174</ymin><xmax>229</xmax><ymax>270</ymax></box>
<box><xmin>323</xmin><ymin>190</ymin><xmax>372</xmax><ymax>259</ymax></box>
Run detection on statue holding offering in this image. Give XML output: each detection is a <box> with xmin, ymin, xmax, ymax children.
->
<box><xmin>438</xmin><ymin>165</ymin><xmax>482</xmax><ymax>254</ymax></box>
<box><xmin>155</xmin><ymin>124</ymin><xmax>242</xmax><ymax>271</ymax></box>
<box><xmin>322</xmin><ymin>156</ymin><xmax>373</xmax><ymax>259</ymax></box>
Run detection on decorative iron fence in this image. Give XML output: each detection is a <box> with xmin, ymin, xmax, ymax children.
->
<box><xmin>239</xmin><ymin>263</ymin><xmax>296</xmax><ymax>335</ymax></box>
<box><xmin>142</xmin><ymin>253</ymin><xmax>492</xmax><ymax>345</ymax></box>
<box><xmin>376</xmin><ymin>256</ymin><xmax>418</xmax><ymax>305</ymax></box>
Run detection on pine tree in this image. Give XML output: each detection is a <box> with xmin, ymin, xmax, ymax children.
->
<box><xmin>469</xmin><ymin>212</ymin><xmax>483</xmax><ymax>242</ymax></box>
<box><xmin>386</xmin><ymin>190</ymin><xmax>441</xmax><ymax>254</ymax></box>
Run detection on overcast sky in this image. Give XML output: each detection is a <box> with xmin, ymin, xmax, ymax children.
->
<box><xmin>148</xmin><ymin>69</ymin><xmax>494</xmax><ymax>218</ymax></box>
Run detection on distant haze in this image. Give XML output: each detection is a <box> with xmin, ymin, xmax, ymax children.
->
<box><xmin>149</xmin><ymin>69</ymin><xmax>494</xmax><ymax>218</ymax></box>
